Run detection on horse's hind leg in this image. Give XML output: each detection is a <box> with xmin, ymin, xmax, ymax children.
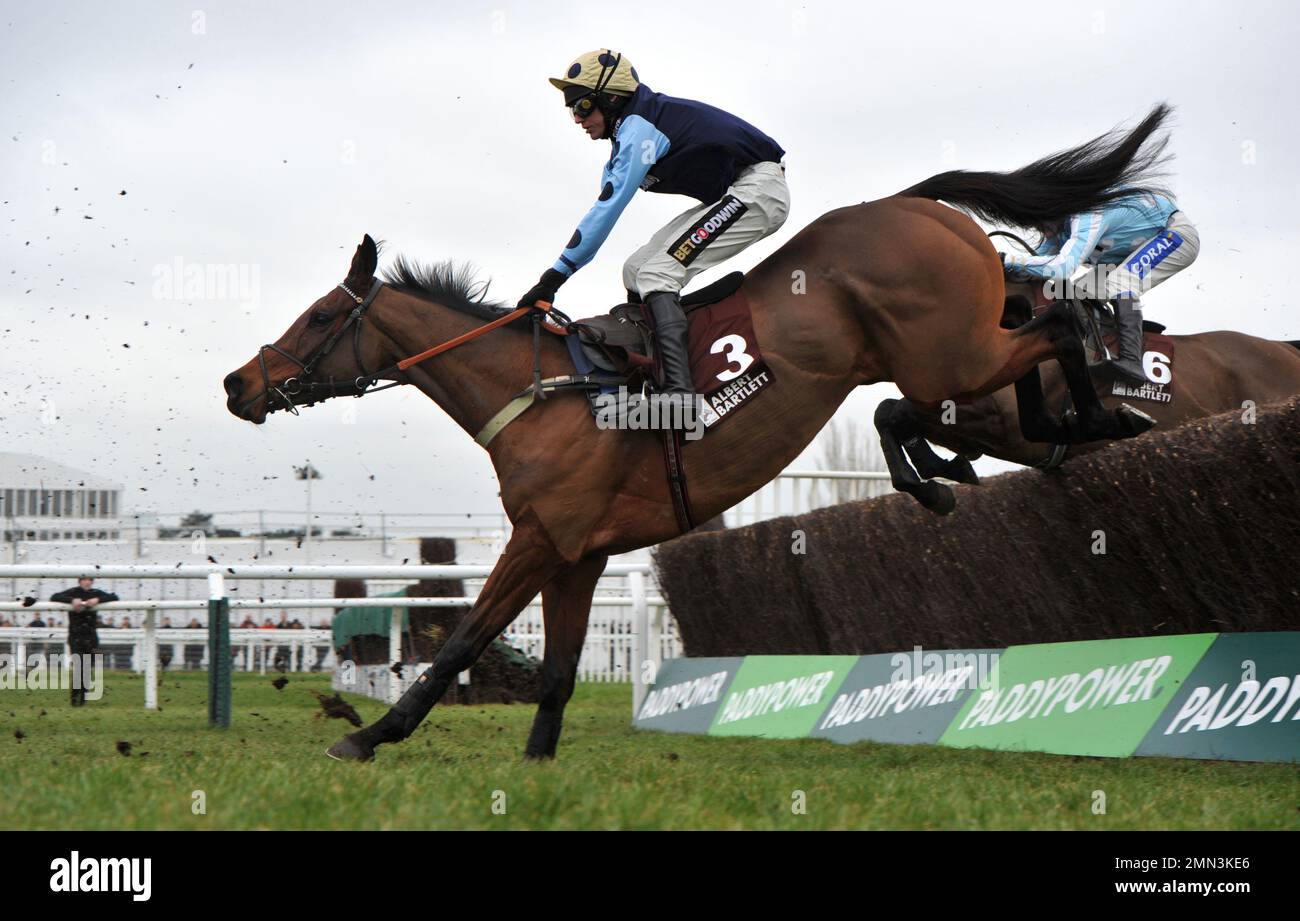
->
<box><xmin>524</xmin><ymin>554</ymin><xmax>607</xmax><ymax>760</ymax></box>
<box><xmin>327</xmin><ymin>514</ymin><xmax>566</xmax><ymax>762</ymax></box>
<box><xmin>874</xmin><ymin>399</ymin><xmax>956</xmax><ymax>515</ymax></box>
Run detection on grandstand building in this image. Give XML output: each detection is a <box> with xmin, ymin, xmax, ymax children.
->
<box><xmin>0</xmin><ymin>453</ymin><xmax>124</xmax><ymax>541</ymax></box>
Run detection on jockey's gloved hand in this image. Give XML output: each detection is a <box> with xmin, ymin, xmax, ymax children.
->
<box><xmin>517</xmin><ymin>269</ymin><xmax>568</xmax><ymax>309</ymax></box>
<box><xmin>999</xmin><ymin>252</ymin><xmax>1031</xmax><ymax>282</ymax></box>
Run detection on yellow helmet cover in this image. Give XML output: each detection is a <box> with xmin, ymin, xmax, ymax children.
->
<box><xmin>549</xmin><ymin>49</ymin><xmax>640</xmax><ymax>97</ymax></box>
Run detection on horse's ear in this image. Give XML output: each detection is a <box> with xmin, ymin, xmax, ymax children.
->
<box><xmin>345</xmin><ymin>234</ymin><xmax>378</xmax><ymax>287</ymax></box>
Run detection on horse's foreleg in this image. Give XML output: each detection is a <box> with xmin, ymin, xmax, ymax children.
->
<box><xmin>327</xmin><ymin>517</ymin><xmax>566</xmax><ymax>762</ymax></box>
<box><xmin>1008</xmin><ymin>301</ymin><xmax>1155</xmax><ymax>444</ymax></box>
<box><xmin>1013</xmin><ymin>364</ymin><xmax>1070</xmax><ymax>442</ymax></box>
<box><xmin>524</xmin><ymin>554</ymin><xmax>607</xmax><ymax>760</ymax></box>
<box><xmin>873</xmin><ymin>399</ymin><xmax>956</xmax><ymax>515</ymax></box>
<box><xmin>1051</xmin><ymin>312</ymin><xmax>1157</xmax><ymax>442</ymax></box>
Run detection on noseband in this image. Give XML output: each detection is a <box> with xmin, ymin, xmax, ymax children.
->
<box><xmin>252</xmin><ymin>279</ymin><xmax>400</xmax><ymax>415</ymax></box>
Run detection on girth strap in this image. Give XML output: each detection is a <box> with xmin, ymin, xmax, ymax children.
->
<box><xmin>662</xmin><ymin>427</ymin><xmax>695</xmax><ymax>534</ymax></box>
<box><xmin>474</xmin><ymin>375</ymin><xmax>623</xmax><ymax>448</ymax></box>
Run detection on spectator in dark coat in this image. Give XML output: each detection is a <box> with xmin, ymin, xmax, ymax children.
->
<box><xmin>50</xmin><ymin>575</ymin><xmax>118</xmax><ymax>707</ymax></box>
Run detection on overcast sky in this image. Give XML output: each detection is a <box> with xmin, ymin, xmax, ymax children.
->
<box><xmin>3</xmin><ymin>0</ymin><xmax>1298</xmax><ymax>521</ymax></box>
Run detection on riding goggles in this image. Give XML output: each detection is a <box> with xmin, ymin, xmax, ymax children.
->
<box><xmin>572</xmin><ymin>97</ymin><xmax>599</xmax><ymax>119</ymax></box>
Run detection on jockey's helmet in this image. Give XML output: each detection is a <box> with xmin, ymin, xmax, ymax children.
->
<box><xmin>550</xmin><ymin>50</ymin><xmax>639</xmax><ymax>120</ymax></box>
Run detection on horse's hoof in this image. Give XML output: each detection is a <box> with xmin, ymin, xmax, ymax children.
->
<box><xmin>326</xmin><ymin>733</ymin><xmax>375</xmax><ymax>762</ymax></box>
<box><xmin>1115</xmin><ymin>403</ymin><xmax>1157</xmax><ymax>437</ymax></box>
<box><xmin>916</xmin><ymin>481</ymin><xmax>956</xmax><ymax>516</ymax></box>
<box><xmin>943</xmin><ymin>456</ymin><xmax>981</xmax><ymax>486</ymax></box>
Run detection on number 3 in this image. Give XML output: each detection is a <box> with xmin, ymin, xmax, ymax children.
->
<box><xmin>710</xmin><ymin>334</ymin><xmax>754</xmax><ymax>381</ymax></box>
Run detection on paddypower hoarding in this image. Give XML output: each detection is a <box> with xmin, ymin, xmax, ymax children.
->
<box><xmin>1136</xmin><ymin>632</ymin><xmax>1300</xmax><ymax>763</ymax></box>
<box><xmin>939</xmin><ymin>634</ymin><xmax>1215</xmax><ymax>757</ymax></box>
<box><xmin>632</xmin><ymin>633</ymin><xmax>1300</xmax><ymax>763</ymax></box>
<box><xmin>810</xmin><ymin>648</ymin><xmax>1001</xmax><ymax>746</ymax></box>
<box><xmin>634</xmin><ymin>657</ymin><xmax>744</xmax><ymax>734</ymax></box>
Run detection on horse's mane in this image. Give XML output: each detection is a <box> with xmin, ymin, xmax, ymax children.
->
<box><xmin>382</xmin><ymin>254</ymin><xmax>522</xmax><ymax>324</ymax></box>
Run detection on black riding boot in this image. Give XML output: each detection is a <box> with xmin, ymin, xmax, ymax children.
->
<box><xmin>644</xmin><ymin>291</ymin><xmax>701</xmax><ymax>431</ymax></box>
<box><xmin>1106</xmin><ymin>296</ymin><xmax>1147</xmax><ymax>385</ymax></box>
<box><xmin>645</xmin><ymin>291</ymin><xmax>695</xmax><ymax>394</ymax></box>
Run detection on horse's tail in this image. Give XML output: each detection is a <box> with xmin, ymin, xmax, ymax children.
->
<box><xmin>901</xmin><ymin>103</ymin><xmax>1174</xmax><ymax>229</ymax></box>
<box><xmin>1287</xmin><ymin>340</ymin><xmax>1300</xmax><ymax>352</ymax></box>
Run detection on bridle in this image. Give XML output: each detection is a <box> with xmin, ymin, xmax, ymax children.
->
<box><xmin>243</xmin><ymin>277</ymin><xmax>572</xmax><ymax>417</ymax></box>
<box><xmin>249</xmin><ymin>278</ymin><xmax>399</xmax><ymax>416</ymax></box>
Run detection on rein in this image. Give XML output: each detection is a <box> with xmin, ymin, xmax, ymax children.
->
<box><xmin>249</xmin><ymin>279</ymin><xmax>571</xmax><ymax>416</ymax></box>
<box><xmin>988</xmin><ymin>229</ymin><xmax>1039</xmax><ymax>254</ymax></box>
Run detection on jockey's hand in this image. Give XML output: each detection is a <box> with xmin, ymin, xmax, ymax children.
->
<box><xmin>517</xmin><ymin>269</ymin><xmax>568</xmax><ymax>309</ymax></box>
<box><xmin>1000</xmin><ymin>252</ymin><xmax>1031</xmax><ymax>282</ymax></box>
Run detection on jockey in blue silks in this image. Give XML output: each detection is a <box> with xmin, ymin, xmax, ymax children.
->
<box><xmin>516</xmin><ymin>49</ymin><xmax>789</xmax><ymax>408</ymax></box>
<box><xmin>1004</xmin><ymin>192</ymin><xmax>1199</xmax><ymax>383</ymax></box>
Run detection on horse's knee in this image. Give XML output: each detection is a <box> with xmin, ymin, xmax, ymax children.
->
<box><xmin>873</xmin><ymin>398</ymin><xmax>901</xmax><ymax>431</ymax></box>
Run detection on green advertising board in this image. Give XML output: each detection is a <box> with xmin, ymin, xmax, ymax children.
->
<box><xmin>633</xmin><ymin>632</ymin><xmax>1299</xmax><ymax>763</ymax></box>
<box><xmin>709</xmin><ymin>656</ymin><xmax>858</xmax><ymax>738</ymax></box>
<box><xmin>939</xmin><ymin>634</ymin><xmax>1215</xmax><ymax>757</ymax></box>
<box><xmin>1137</xmin><ymin>632</ymin><xmax>1300</xmax><ymax>763</ymax></box>
<box><xmin>810</xmin><ymin>648</ymin><xmax>1001</xmax><ymax>746</ymax></box>
<box><xmin>635</xmin><ymin>657</ymin><xmax>743</xmax><ymax>734</ymax></box>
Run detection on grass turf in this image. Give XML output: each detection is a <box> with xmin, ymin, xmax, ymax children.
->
<box><xmin>1</xmin><ymin>671</ymin><xmax>1295</xmax><ymax>830</ymax></box>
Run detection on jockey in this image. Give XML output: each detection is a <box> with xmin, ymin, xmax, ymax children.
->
<box><xmin>1003</xmin><ymin>192</ymin><xmax>1199</xmax><ymax>384</ymax></box>
<box><xmin>516</xmin><ymin>49</ymin><xmax>789</xmax><ymax>404</ymax></box>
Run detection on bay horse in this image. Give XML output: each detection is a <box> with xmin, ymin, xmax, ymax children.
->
<box><xmin>224</xmin><ymin>105</ymin><xmax>1172</xmax><ymax>760</ymax></box>
<box><xmin>876</xmin><ymin>306</ymin><xmax>1300</xmax><ymax>512</ymax></box>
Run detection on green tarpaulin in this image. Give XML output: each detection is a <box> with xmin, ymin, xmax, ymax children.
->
<box><xmin>331</xmin><ymin>590</ymin><xmax>411</xmax><ymax>649</ymax></box>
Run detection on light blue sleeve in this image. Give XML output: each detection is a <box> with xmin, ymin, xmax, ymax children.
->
<box><xmin>1035</xmin><ymin>232</ymin><xmax>1062</xmax><ymax>256</ymax></box>
<box><xmin>552</xmin><ymin>114</ymin><xmax>671</xmax><ymax>276</ymax></box>
<box><xmin>1006</xmin><ymin>212</ymin><xmax>1103</xmax><ymax>280</ymax></box>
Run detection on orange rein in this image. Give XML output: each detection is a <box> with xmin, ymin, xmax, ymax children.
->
<box><xmin>394</xmin><ymin>300</ymin><xmax>566</xmax><ymax>373</ymax></box>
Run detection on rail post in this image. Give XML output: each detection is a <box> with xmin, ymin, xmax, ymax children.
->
<box><xmin>207</xmin><ymin>572</ymin><xmax>231</xmax><ymax>728</ymax></box>
<box><xmin>143</xmin><ymin>607</ymin><xmax>158</xmax><ymax>710</ymax></box>
<box><xmin>629</xmin><ymin>569</ymin><xmax>649</xmax><ymax>716</ymax></box>
<box><xmin>389</xmin><ymin>606</ymin><xmax>403</xmax><ymax>704</ymax></box>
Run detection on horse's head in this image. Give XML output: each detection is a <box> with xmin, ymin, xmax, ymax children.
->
<box><xmin>224</xmin><ymin>234</ymin><xmax>394</xmax><ymax>423</ymax></box>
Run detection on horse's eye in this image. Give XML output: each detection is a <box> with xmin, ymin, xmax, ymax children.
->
<box><xmin>309</xmin><ymin>311</ymin><xmax>332</xmax><ymax>327</ymax></box>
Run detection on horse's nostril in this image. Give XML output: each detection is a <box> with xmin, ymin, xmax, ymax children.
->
<box><xmin>223</xmin><ymin>372</ymin><xmax>244</xmax><ymax>399</ymax></box>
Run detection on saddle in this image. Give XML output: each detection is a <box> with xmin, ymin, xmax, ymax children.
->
<box><xmin>476</xmin><ymin>271</ymin><xmax>752</xmax><ymax>538</ymax></box>
<box><xmin>568</xmin><ymin>271</ymin><xmax>745</xmax><ymax>375</ymax></box>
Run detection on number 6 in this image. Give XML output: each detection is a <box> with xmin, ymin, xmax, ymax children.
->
<box><xmin>1143</xmin><ymin>350</ymin><xmax>1171</xmax><ymax>385</ymax></box>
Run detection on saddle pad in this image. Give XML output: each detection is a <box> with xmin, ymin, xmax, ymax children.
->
<box><xmin>686</xmin><ymin>288</ymin><xmax>775</xmax><ymax>432</ymax></box>
<box><xmin>564</xmin><ymin>334</ymin><xmax>624</xmax><ymax>417</ymax></box>
<box><xmin>1103</xmin><ymin>332</ymin><xmax>1174</xmax><ymax>404</ymax></box>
